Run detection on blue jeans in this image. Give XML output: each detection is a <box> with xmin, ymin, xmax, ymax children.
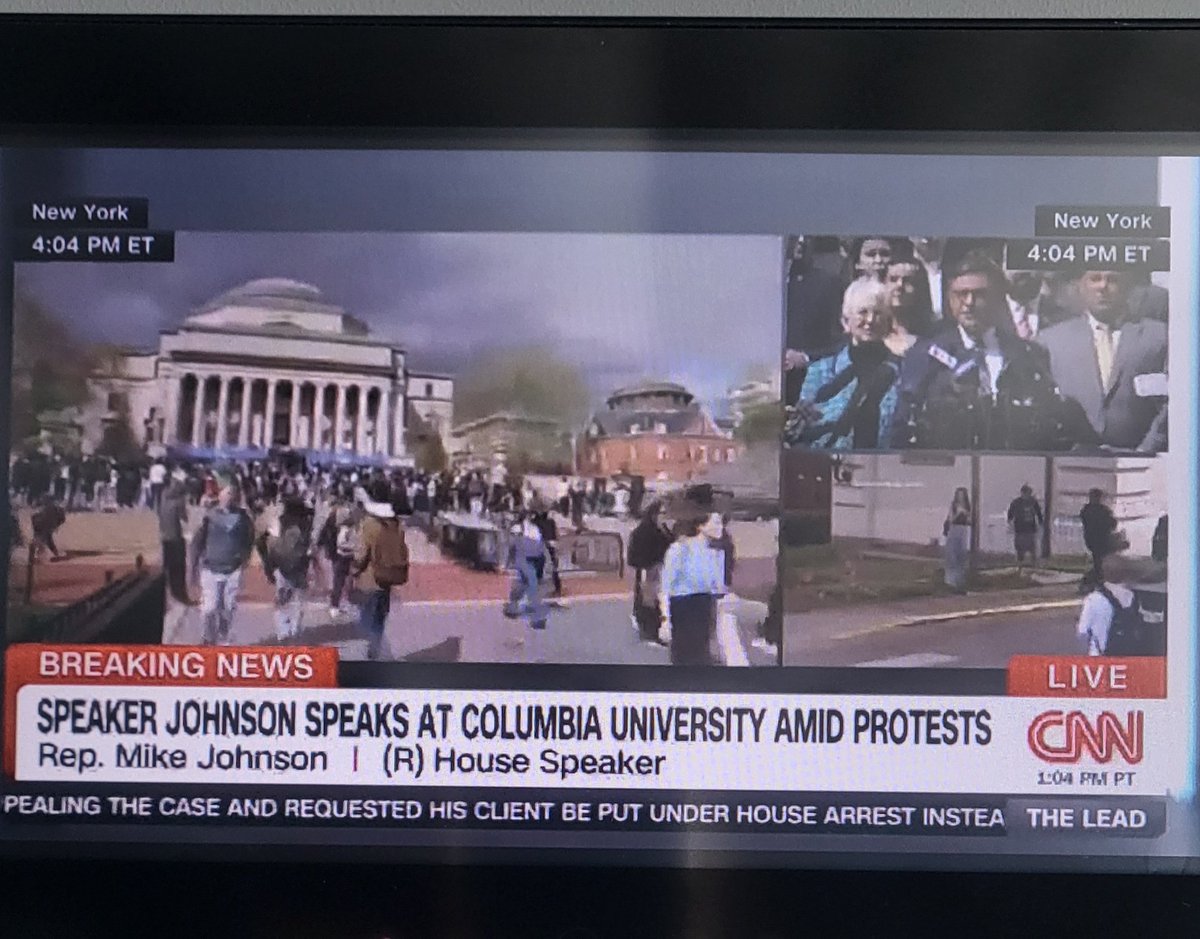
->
<box><xmin>199</xmin><ymin>568</ymin><xmax>242</xmax><ymax>644</ymax></box>
<box><xmin>505</xmin><ymin>556</ymin><xmax>546</xmax><ymax>628</ymax></box>
<box><xmin>359</xmin><ymin>587</ymin><xmax>392</xmax><ymax>659</ymax></box>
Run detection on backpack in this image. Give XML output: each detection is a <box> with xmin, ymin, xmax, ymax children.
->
<box><xmin>371</xmin><ymin>520</ymin><xmax>409</xmax><ymax>587</ymax></box>
<box><xmin>1012</xmin><ymin>498</ymin><xmax>1038</xmax><ymax>530</ymax></box>
<box><xmin>335</xmin><ymin>523</ymin><xmax>359</xmax><ymax>558</ymax></box>
<box><xmin>1098</xmin><ymin>586</ymin><xmax>1154</xmax><ymax>656</ymax></box>
<box><xmin>269</xmin><ymin>526</ymin><xmax>309</xmax><ymax>581</ymax></box>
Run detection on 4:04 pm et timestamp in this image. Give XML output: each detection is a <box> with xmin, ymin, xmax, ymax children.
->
<box><xmin>16</xmin><ymin>230</ymin><xmax>175</xmax><ymax>262</ymax></box>
<box><xmin>1005</xmin><ymin>237</ymin><xmax>1169</xmax><ymax>272</ymax></box>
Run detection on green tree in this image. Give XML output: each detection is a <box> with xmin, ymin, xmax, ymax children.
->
<box><xmin>453</xmin><ymin>346</ymin><xmax>592</xmax><ymax>428</ymax></box>
<box><xmin>95</xmin><ymin>395</ymin><xmax>142</xmax><ymax>463</ymax></box>
<box><xmin>734</xmin><ymin>400</ymin><xmax>784</xmax><ymax>445</ymax></box>
<box><xmin>11</xmin><ymin>292</ymin><xmax>93</xmax><ymax>442</ymax></box>
<box><xmin>414</xmin><ymin>432</ymin><xmax>448</xmax><ymax>474</ymax></box>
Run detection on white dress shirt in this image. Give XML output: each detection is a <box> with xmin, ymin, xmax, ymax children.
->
<box><xmin>957</xmin><ymin>326</ymin><xmax>1005</xmax><ymax>397</ymax></box>
<box><xmin>1007</xmin><ymin>295</ymin><xmax>1041</xmax><ymax>339</ymax></box>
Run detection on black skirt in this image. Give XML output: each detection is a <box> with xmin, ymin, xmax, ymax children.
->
<box><xmin>669</xmin><ymin>593</ymin><xmax>716</xmax><ymax>666</ymax></box>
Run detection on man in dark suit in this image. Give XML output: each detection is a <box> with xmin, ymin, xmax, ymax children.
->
<box><xmin>890</xmin><ymin>252</ymin><xmax>1075</xmax><ymax>451</ymax></box>
<box><xmin>1035</xmin><ymin>270</ymin><xmax>1168</xmax><ymax>452</ymax></box>
<box><xmin>783</xmin><ymin>236</ymin><xmax>845</xmax><ymax>404</ymax></box>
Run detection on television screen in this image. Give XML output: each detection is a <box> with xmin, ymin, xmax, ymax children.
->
<box><xmin>0</xmin><ymin>19</ymin><xmax>1195</xmax><ymax>877</ymax></box>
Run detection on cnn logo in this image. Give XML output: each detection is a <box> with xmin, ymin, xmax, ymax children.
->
<box><xmin>1027</xmin><ymin>710</ymin><xmax>1144</xmax><ymax>765</ymax></box>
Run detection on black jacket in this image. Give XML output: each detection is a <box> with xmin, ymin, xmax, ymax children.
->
<box><xmin>627</xmin><ymin>518</ymin><xmax>672</xmax><ymax>570</ymax></box>
<box><xmin>890</xmin><ymin>324</ymin><xmax>1081</xmax><ymax>451</ymax></box>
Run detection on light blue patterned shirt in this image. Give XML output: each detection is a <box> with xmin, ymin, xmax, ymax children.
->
<box><xmin>661</xmin><ymin>538</ymin><xmax>726</xmax><ymax>598</ymax></box>
<box><xmin>790</xmin><ymin>345</ymin><xmax>900</xmax><ymax>450</ymax></box>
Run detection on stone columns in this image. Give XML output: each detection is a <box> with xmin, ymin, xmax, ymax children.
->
<box><xmin>376</xmin><ymin>387</ymin><xmax>391</xmax><ymax>457</ymax></box>
<box><xmin>165</xmin><ymin>375</ymin><xmax>182</xmax><ymax>446</ymax></box>
<box><xmin>287</xmin><ymin>383</ymin><xmax>300</xmax><ymax>448</ymax></box>
<box><xmin>392</xmin><ymin>397</ymin><xmax>406</xmax><ymax>460</ymax></box>
<box><xmin>190</xmin><ymin>375</ymin><xmax>204</xmax><ymax>446</ymax></box>
<box><xmin>238</xmin><ymin>379</ymin><xmax>253</xmax><ymax>448</ymax></box>
<box><xmin>356</xmin><ymin>386</ymin><xmax>369</xmax><ymax>455</ymax></box>
<box><xmin>264</xmin><ymin>379</ymin><xmax>277</xmax><ymax>449</ymax></box>
<box><xmin>214</xmin><ymin>376</ymin><xmax>230</xmax><ymax>448</ymax></box>
<box><xmin>319</xmin><ymin>383</ymin><xmax>332</xmax><ymax>450</ymax></box>
<box><xmin>334</xmin><ymin>383</ymin><xmax>347</xmax><ymax>451</ymax></box>
<box><xmin>310</xmin><ymin>383</ymin><xmax>321</xmax><ymax>450</ymax></box>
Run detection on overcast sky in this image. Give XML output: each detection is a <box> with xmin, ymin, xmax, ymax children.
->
<box><xmin>14</xmin><ymin>232</ymin><xmax>783</xmax><ymax>407</ymax></box>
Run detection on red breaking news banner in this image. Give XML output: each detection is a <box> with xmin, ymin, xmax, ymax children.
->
<box><xmin>1006</xmin><ymin>656</ymin><xmax>1166</xmax><ymax>699</ymax></box>
<box><xmin>2</xmin><ymin>644</ymin><xmax>339</xmax><ymax>777</ymax></box>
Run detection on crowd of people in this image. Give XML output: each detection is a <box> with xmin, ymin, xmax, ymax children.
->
<box><xmin>155</xmin><ymin>458</ymin><xmax>588</xmax><ymax>656</ymax></box>
<box><xmin>10</xmin><ymin>452</ymin><xmax>565</xmax><ymax>521</ymax></box>
<box><xmin>12</xmin><ymin>448</ymin><xmax>769</xmax><ymax>664</ymax></box>
<box><xmin>10</xmin><ymin>453</ymin><xmax>157</xmax><ymax>513</ymax></box>
<box><xmin>783</xmin><ymin>236</ymin><xmax>1169</xmax><ymax>452</ymax></box>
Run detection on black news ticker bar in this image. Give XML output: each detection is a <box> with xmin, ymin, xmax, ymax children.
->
<box><xmin>0</xmin><ymin>785</ymin><xmax>1166</xmax><ymax>840</ymax></box>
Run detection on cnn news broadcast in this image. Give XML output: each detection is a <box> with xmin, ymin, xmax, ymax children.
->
<box><xmin>0</xmin><ymin>146</ymin><xmax>1195</xmax><ymax>868</ymax></box>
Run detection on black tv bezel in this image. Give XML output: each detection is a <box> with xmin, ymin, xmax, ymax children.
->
<box><xmin>2</xmin><ymin>14</ymin><xmax>1200</xmax><ymax>935</ymax></box>
<box><xmin>1</xmin><ymin>16</ymin><xmax>1200</xmax><ymax>136</ymax></box>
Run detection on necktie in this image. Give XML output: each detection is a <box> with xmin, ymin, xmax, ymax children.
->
<box><xmin>1095</xmin><ymin>324</ymin><xmax>1115</xmax><ymax>390</ymax></box>
<box><xmin>1014</xmin><ymin>308</ymin><xmax>1034</xmax><ymax>340</ymax></box>
<box><xmin>973</xmin><ymin>349</ymin><xmax>991</xmax><ymax>397</ymax></box>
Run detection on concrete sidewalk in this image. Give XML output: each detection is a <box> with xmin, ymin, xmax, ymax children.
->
<box><xmin>790</xmin><ymin>583</ymin><xmax>1082</xmax><ymax>643</ymax></box>
<box><xmin>164</xmin><ymin>590</ymin><xmax>775</xmax><ymax>666</ymax></box>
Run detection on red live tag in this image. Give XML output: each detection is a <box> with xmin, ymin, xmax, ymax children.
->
<box><xmin>1007</xmin><ymin>655</ymin><xmax>1165</xmax><ymax>698</ymax></box>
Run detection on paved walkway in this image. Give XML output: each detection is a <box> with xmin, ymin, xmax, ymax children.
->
<box><xmin>13</xmin><ymin>506</ymin><xmax>780</xmax><ymax>667</ymax></box>
<box><xmin>165</xmin><ymin>591</ymin><xmax>776</xmax><ymax>666</ymax></box>
<box><xmin>793</xmin><ymin>583</ymin><xmax>1082</xmax><ymax>642</ymax></box>
<box><xmin>784</xmin><ymin>583</ymin><xmax>1085</xmax><ymax>668</ymax></box>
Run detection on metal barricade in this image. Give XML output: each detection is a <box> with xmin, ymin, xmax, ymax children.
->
<box><xmin>558</xmin><ymin>530</ymin><xmax>625</xmax><ymax>578</ymax></box>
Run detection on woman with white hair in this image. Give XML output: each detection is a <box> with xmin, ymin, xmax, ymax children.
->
<box><xmin>784</xmin><ymin>277</ymin><xmax>902</xmax><ymax>449</ymax></box>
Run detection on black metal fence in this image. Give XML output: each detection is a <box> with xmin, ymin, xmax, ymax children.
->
<box><xmin>24</xmin><ymin>554</ymin><xmax>165</xmax><ymax>644</ymax></box>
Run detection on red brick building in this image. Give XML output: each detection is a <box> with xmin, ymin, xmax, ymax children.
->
<box><xmin>577</xmin><ymin>381</ymin><xmax>741</xmax><ymax>483</ymax></box>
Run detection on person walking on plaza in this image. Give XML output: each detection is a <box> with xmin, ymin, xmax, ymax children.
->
<box><xmin>30</xmin><ymin>495</ymin><xmax>66</xmax><ymax>562</ymax></box>
<box><xmin>503</xmin><ymin>510</ymin><xmax>551</xmax><ymax>657</ymax></box>
<box><xmin>659</xmin><ymin>507</ymin><xmax>727</xmax><ymax>666</ymax></box>
<box><xmin>569</xmin><ymin>480</ymin><xmax>587</xmax><ymax>532</ymax></box>
<box><xmin>159</xmin><ymin>470</ymin><xmax>192</xmax><ymax>605</ymax></box>
<box><xmin>1077</xmin><ymin>552</ymin><xmax>1142</xmax><ymax>656</ymax></box>
<box><xmin>627</xmin><ymin>501</ymin><xmax>673</xmax><ymax>643</ymax></box>
<box><xmin>352</xmin><ymin>483</ymin><xmax>409</xmax><ymax>661</ymax></box>
<box><xmin>266</xmin><ymin>496</ymin><xmax>312</xmax><ymax>640</ymax></box>
<box><xmin>942</xmin><ymin>487</ymin><xmax>972</xmax><ymax>594</ymax></box>
<box><xmin>1006</xmin><ymin>483</ymin><xmax>1044</xmax><ymax>573</ymax></box>
<box><xmin>706</xmin><ymin>511</ymin><xmax>750</xmax><ymax>666</ymax></box>
<box><xmin>530</xmin><ymin>499</ymin><xmax>564</xmax><ymax>599</ymax></box>
<box><xmin>148</xmin><ymin>458</ymin><xmax>168</xmax><ymax>510</ymax></box>
<box><xmin>189</xmin><ymin>474</ymin><xmax>254</xmax><ymax>645</ymax></box>
<box><xmin>1080</xmin><ymin>487</ymin><xmax>1119</xmax><ymax>586</ymax></box>
<box><xmin>328</xmin><ymin>504</ymin><xmax>360</xmax><ymax>619</ymax></box>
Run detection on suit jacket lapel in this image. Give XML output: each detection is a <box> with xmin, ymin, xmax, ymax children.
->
<box><xmin>1105</xmin><ymin>318</ymin><xmax>1141</xmax><ymax>402</ymax></box>
<box><xmin>1068</xmin><ymin>316</ymin><xmax>1106</xmax><ymax>414</ymax></box>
